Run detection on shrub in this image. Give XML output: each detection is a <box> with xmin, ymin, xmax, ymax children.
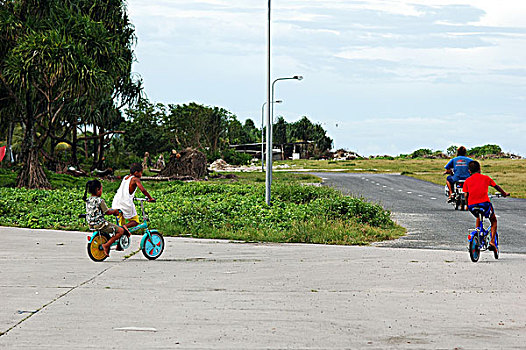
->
<box><xmin>0</xmin><ymin>172</ymin><xmax>403</xmax><ymax>245</ymax></box>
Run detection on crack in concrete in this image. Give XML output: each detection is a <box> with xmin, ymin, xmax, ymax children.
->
<box><xmin>0</xmin><ymin>250</ymin><xmax>139</xmax><ymax>337</ymax></box>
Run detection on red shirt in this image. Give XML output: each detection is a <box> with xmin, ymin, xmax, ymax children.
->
<box><xmin>463</xmin><ymin>173</ymin><xmax>496</xmax><ymax>205</ymax></box>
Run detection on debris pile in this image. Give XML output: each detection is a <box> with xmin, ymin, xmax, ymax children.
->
<box><xmin>159</xmin><ymin>148</ymin><xmax>207</xmax><ymax>179</ymax></box>
<box><xmin>208</xmin><ymin>159</ymin><xmax>260</xmax><ymax>172</ymax></box>
<box><xmin>209</xmin><ymin>159</ymin><xmax>230</xmax><ymax>171</ymax></box>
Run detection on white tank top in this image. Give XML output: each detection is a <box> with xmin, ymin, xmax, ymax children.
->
<box><xmin>112</xmin><ymin>175</ymin><xmax>137</xmax><ymax>219</ymax></box>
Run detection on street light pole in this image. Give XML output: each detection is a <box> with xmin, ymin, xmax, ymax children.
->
<box><xmin>265</xmin><ymin>75</ymin><xmax>303</xmax><ymax>204</ymax></box>
<box><xmin>265</xmin><ymin>0</ymin><xmax>272</xmax><ymax>205</ymax></box>
<box><xmin>261</xmin><ymin>100</ymin><xmax>282</xmax><ymax>172</ymax></box>
<box><xmin>264</xmin><ymin>1</ymin><xmax>302</xmax><ymax>205</ymax></box>
<box><xmin>270</xmin><ymin>76</ymin><xmax>303</xmax><ymax>159</ymax></box>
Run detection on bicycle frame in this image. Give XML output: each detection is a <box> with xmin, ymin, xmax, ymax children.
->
<box><xmin>468</xmin><ymin>216</ymin><xmax>492</xmax><ymax>250</ymax></box>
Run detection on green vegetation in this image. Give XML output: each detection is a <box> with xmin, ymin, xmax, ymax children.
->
<box><xmin>0</xmin><ymin>171</ymin><xmax>404</xmax><ymax>245</ymax></box>
<box><xmin>468</xmin><ymin>144</ymin><xmax>502</xmax><ymax>157</ymax></box>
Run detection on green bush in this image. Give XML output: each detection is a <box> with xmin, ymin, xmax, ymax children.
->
<box><xmin>0</xmin><ymin>179</ymin><xmax>403</xmax><ymax>245</ymax></box>
<box><xmin>468</xmin><ymin>144</ymin><xmax>502</xmax><ymax>157</ymax></box>
<box><xmin>221</xmin><ymin>149</ymin><xmax>252</xmax><ymax>165</ymax></box>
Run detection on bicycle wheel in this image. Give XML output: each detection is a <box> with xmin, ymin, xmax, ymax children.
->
<box><xmin>87</xmin><ymin>233</ymin><xmax>110</xmax><ymax>262</ymax></box>
<box><xmin>493</xmin><ymin>233</ymin><xmax>499</xmax><ymax>260</ymax></box>
<box><xmin>142</xmin><ymin>232</ymin><xmax>164</xmax><ymax>260</ymax></box>
<box><xmin>469</xmin><ymin>235</ymin><xmax>480</xmax><ymax>263</ymax></box>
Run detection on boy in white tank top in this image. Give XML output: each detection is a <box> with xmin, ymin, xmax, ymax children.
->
<box><xmin>112</xmin><ymin>163</ymin><xmax>155</xmax><ymax>229</ymax></box>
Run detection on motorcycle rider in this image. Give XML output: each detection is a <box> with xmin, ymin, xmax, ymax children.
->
<box><xmin>444</xmin><ymin>146</ymin><xmax>473</xmax><ymax>202</ymax></box>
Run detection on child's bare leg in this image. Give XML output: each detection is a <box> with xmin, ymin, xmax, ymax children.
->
<box><xmin>102</xmin><ymin>228</ymin><xmax>125</xmax><ymax>256</ymax></box>
<box><xmin>125</xmin><ymin>221</ymin><xmax>138</xmax><ymax>230</ymax></box>
<box><xmin>489</xmin><ymin>214</ymin><xmax>498</xmax><ymax>246</ymax></box>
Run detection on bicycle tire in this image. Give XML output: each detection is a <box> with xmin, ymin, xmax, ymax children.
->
<box><xmin>142</xmin><ymin>232</ymin><xmax>164</xmax><ymax>260</ymax></box>
<box><xmin>493</xmin><ymin>234</ymin><xmax>499</xmax><ymax>260</ymax></box>
<box><xmin>87</xmin><ymin>233</ymin><xmax>110</xmax><ymax>262</ymax></box>
<box><xmin>469</xmin><ymin>235</ymin><xmax>480</xmax><ymax>262</ymax></box>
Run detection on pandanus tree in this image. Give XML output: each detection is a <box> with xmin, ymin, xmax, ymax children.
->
<box><xmin>0</xmin><ymin>0</ymin><xmax>141</xmax><ymax>188</ymax></box>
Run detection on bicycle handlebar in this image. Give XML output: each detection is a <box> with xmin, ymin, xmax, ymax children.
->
<box><xmin>134</xmin><ymin>198</ymin><xmax>156</xmax><ymax>203</ymax></box>
<box><xmin>490</xmin><ymin>192</ymin><xmax>509</xmax><ymax>199</ymax></box>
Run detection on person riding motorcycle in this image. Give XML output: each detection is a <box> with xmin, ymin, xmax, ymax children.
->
<box><xmin>444</xmin><ymin>146</ymin><xmax>473</xmax><ymax>202</ymax></box>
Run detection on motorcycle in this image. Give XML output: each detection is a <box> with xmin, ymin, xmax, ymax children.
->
<box><xmin>444</xmin><ymin>179</ymin><xmax>466</xmax><ymax>211</ymax></box>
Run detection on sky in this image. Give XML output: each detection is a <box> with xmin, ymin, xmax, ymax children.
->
<box><xmin>126</xmin><ymin>0</ymin><xmax>526</xmax><ymax>156</ymax></box>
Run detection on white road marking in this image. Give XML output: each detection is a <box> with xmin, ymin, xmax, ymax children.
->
<box><xmin>390</xmin><ymin>188</ymin><xmax>394</xmax><ymax>190</ymax></box>
<box><xmin>398</xmin><ymin>190</ymin><xmax>402</xmax><ymax>192</ymax></box>
<box><xmin>114</xmin><ymin>327</ymin><xmax>158</xmax><ymax>332</ymax></box>
<box><xmin>418</xmin><ymin>195</ymin><xmax>423</xmax><ymax>197</ymax></box>
<box><xmin>407</xmin><ymin>192</ymin><xmax>412</xmax><ymax>194</ymax></box>
<box><xmin>383</xmin><ymin>186</ymin><xmax>387</xmax><ymax>188</ymax></box>
<box><xmin>431</xmin><ymin>197</ymin><xmax>437</xmax><ymax>200</ymax></box>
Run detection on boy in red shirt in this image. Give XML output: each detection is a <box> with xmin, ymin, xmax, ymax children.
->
<box><xmin>463</xmin><ymin>161</ymin><xmax>509</xmax><ymax>251</ymax></box>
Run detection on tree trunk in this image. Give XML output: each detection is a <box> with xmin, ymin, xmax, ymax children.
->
<box><xmin>90</xmin><ymin>126</ymin><xmax>98</xmax><ymax>171</ymax></box>
<box><xmin>6</xmin><ymin>121</ymin><xmax>14</xmax><ymax>164</ymax></box>
<box><xmin>16</xmin><ymin>116</ymin><xmax>51</xmax><ymax>189</ymax></box>
<box><xmin>97</xmin><ymin>126</ymin><xmax>105</xmax><ymax>169</ymax></box>
<box><xmin>71</xmin><ymin>124</ymin><xmax>79</xmax><ymax>167</ymax></box>
<box><xmin>83</xmin><ymin>124</ymin><xmax>89</xmax><ymax>159</ymax></box>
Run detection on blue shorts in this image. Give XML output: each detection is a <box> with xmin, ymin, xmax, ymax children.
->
<box><xmin>468</xmin><ymin>202</ymin><xmax>494</xmax><ymax>218</ymax></box>
<box><xmin>447</xmin><ymin>176</ymin><xmax>466</xmax><ymax>186</ymax></box>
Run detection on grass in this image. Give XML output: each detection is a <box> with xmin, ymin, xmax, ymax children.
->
<box><xmin>273</xmin><ymin>158</ymin><xmax>526</xmax><ymax>198</ymax></box>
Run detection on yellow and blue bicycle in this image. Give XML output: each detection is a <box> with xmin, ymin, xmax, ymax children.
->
<box><xmin>83</xmin><ymin>198</ymin><xmax>164</xmax><ymax>262</ymax></box>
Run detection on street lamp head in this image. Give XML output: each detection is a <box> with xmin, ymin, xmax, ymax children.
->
<box><xmin>293</xmin><ymin>75</ymin><xmax>303</xmax><ymax>81</ymax></box>
<box><xmin>275</xmin><ymin>100</ymin><xmax>283</xmax><ymax>104</ymax></box>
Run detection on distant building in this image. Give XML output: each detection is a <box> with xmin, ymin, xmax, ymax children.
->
<box><xmin>229</xmin><ymin>141</ymin><xmax>314</xmax><ymax>160</ymax></box>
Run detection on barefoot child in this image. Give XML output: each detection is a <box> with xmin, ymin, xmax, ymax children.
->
<box><xmin>83</xmin><ymin>180</ymin><xmax>129</xmax><ymax>257</ymax></box>
<box><xmin>463</xmin><ymin>161</ymin><xmax>509</xmax><ymax>252</ymax></box>
<box><xmin>112</xmin><ymin>163</ymin><xmax>155</xmax><ymax>230</ymax></box>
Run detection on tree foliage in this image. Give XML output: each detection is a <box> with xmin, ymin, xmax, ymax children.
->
<box><xmin>468</xmin><ymin>144</ymin><xmax>502</xmax><ymax>157</ymax></box>
<box><xmin>273</xmin><ymin>115</ymin><xmax>333</xmax><ymax>155</ymax></box>
<box><xmin>122</xmin><ymin>100</ymin><xmax>262</xmax><ymax>160</ymax></box>
<box><xmin>0</xmin><ymin>0</ymin><xmax>141</xmax><ymax>187</ymax></box>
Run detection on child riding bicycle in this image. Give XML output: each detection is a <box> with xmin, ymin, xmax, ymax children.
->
<box><xmin>112</xmin><ymin>163</ymin><xmax>156</xmax><ymax>230</ymax></box>
<box><xmin>463</xmin><ymin>161</ymin><xmax>509</xmax><ymax>252</ymax></box>
<box><xmin>83</xmin><ymin>180</ymin><xmax>130</xmax><ymax>257</ymax></box>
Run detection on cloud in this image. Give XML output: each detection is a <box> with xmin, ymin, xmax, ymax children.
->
<box><xmin>127</xmin><ymin>0</ymin><xmax>526</xmax><ymax>156</ymax></box>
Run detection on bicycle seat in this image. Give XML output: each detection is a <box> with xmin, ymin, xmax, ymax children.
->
<box><xmin>470</xmin><ymin>207</ymin><xmax>484</xmax><ymax>216</ymax></box>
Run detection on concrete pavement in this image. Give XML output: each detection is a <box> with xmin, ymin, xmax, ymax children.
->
<box><xmin>1</xmin><ymin>226</ymin><xmax>526</xmax><ymax>349</ymax></box>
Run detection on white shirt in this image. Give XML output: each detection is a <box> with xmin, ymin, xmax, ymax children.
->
<box><xmin>112</xmin><ymin>175</ymin><xmax>137</xmax><ymax>219</ymax></box>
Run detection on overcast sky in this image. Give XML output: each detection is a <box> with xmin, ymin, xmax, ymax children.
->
<box><xmin>127</xmin><ymin>0</ymin><xmax>526</xmax><ymax>156</ymax></box>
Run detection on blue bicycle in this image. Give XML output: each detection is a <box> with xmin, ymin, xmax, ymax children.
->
<box><xmin>467</xmin><ymin>195</ymin><xmax>502</xmax><ymax>262</ymax></box>
<box><xmin>84</xmin><ymin>198</ymin><xmax>164</xmax><ymax>262</ymax></box>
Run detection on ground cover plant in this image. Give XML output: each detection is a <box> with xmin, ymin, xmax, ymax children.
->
<box><xmin>0</xmin><ymin>170</ymin><xmax>404</xmax><ymax>245</ymax></box>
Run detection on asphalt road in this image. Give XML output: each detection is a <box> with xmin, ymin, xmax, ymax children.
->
<box><xmin>2</xmin><ymin>227</ymin><xmax>526</xmax><ymax>349</ymax></box>
<box><xmin>312</xmin><ymin>173</ymin><xmax>526</xmax><ymax>253</ymax></box>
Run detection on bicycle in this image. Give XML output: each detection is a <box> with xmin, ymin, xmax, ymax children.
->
<box><xmin>467</xmin><ymin>193</ymin><xmax>503</xmax><ymax>262</ymax></box>
<box><xmin>83</xmin><ymin>198</ymin><xmax>164</xmax><ymax>262</ymax></box>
